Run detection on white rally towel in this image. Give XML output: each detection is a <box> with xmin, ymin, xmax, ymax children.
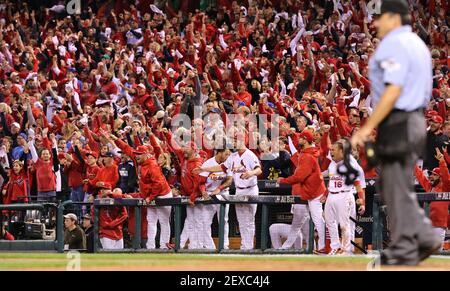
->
<box><xmin>150</xmin><ymin>4</ymin><xmax>166</xmax><ymax>17</ymax></box>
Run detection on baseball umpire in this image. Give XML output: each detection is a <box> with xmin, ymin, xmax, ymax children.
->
<box><xmin>351</xmin><ymin>0</ymin><xmax>441</xmax><ymax>265</ymax></box>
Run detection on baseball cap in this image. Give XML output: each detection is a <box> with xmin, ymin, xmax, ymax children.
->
<box><xmin>133</xmin><ymin>145</ymin><xmax>149</xmax><ymax>155</ymax></box>
<box><xmin>85</xmin><ymin>151</ymin><xmax>98</xmax><ymax>159</ymax></box>
<box><xmin>426</xmin><ymin>110</ymin><xmax>439</xmax><ymax>118</ymax></box>
<box><xmin>298</xmin><ymin>130</ymin><xmax>314</xmax><ymax>143</ymax></box>
<box><xmin>430</xmin><ymin>167</ymin><xmax>441</xmax><ymax>176</ymax></box>
<box><xmin>63</xmin><ymin>213</ymin><xmax>78</xmax><ymax>222</ymax></box>
<box><xmin>137</xmin><ymin>83</ymin><xmax>146</xmax><ymax>89</ymax></box>
<box><xmin>210</xmin><ymin>108</ymin><xmax>221</xmax><ymax>114</ymax></box>
<box><xmin>18</xmin><ymin>133</ymin><xmax>27</xmax><ymax>140</ymax></box>
<box><xmin>11</xmin><ymin>122</ymin><xmax>20</xmax><ymax>128</ymax></box>
<box><xmin>380</xmin><ymin>0</ymin><xmax>409</xmax><ymax>16</ymax></box>
<box><xmin>430</xmin><ymin>115</ymin><xmax>444</xmax><ymax>124</ymax></box>
<box><xmin>82</xmin><ymin>214</ymin><xmax>92</xmax><ymax>222</ymax></box>
<box><xmin>102</xmin><ymin>152</ymin><xmax>114</xmax><ymax>158</ymax></box>
<box><xmin>156</xmin><ymin>110</ymin><xmax>165</xmax><ymax>119</ymax></box>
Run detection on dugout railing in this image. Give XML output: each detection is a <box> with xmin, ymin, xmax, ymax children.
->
<box><xmin>2</xmin><ymin>179</ymin><xmax>450</xmax><ymax>254</ymax></box>
<box><xmin>89</xmin><ymin>194</ymin><xmax>313</xmax><ymax>254</ymax></box>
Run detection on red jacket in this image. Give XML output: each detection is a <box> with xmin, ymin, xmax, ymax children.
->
<box><xmin>139</xmin><ymin>158</ymin><xmax>172</xmax><ymax>201</ymax></box>
<box><xmin>115</xmin><ymin>139</ymin><xmax>171</xmax><ymax>201</ymax></box>
<box><xmin>181</xmin><ymin>157</ymin><xmax>204</xmax><ymax>202</ymax></box>
<box><xmin>90</xmin><ymin>164</ymin><xmax>119</xmax><ymax>190</ymax></box>
<box><xmin>414</xmin><ymin>160</ymin><xmax>450</xmax><ymax>228</ymax></box>
<box><xmin>97</xmin><ymin>206</ymin><xmax>128</xmax><ymax>240</ymax></box>
<box><xmin>280</xmin><ymin>147</ymin><xmax>326</xmax><ymax>200</ymax></box>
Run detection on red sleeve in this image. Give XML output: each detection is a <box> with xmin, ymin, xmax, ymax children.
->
<box><xmin>290</xmin><ymin>152</ymin><xmax>299</xmax><ymax>168</ymax></box>
<box><xmin>51</xmin><ymin>114</ymin><xmax>64</xmax><ymax>133</ymax></box>
<box><xmin>166</xmin><ymin>131</ymin><xmax>184</xmax><ymax>163</ymax></box>
<box><xmin>190</xmin><ymin>160</ymin><xmax>204</xmax><ymax>202</ymax></box>
<box><xmin>231</xmin><ymin>61</ymin><xmax>243</xmax><ymax>88</ymax></box>
<box><xmin>439</xmin><ymin>159</ymin><xmax>450</xmax><ymax>192</ymax></box>
<box><xmin>149</xmin><ymin>134</ymin><xmax>162</xmax><ymax>159</ymax></box>
<box><xmin>115</xmin><ymin>139</ymin><xmax>136</xmax><ymax>160</ymax></box>
<box><xmin>4</xmin><ymin>232</ymin><xmax>14</xmax><ymax>241</ymax></box>
<box><xmin>320</xmin><ymin>132</ymin><xmax>331</xmax><ymax>158</ymax></box>
<box><xmin>83</xmin><ymin>126</ymin><xmax>100</xmax><ymax>153</ymax></box>
<box><xmin>105</xmin><ymin>207</ymin><xmax>128</xmax><ymax>228</ymax></box>
<box><xmin>275</xmin><ymin>100</ymin><xmax>288</xmax><ymax>118</ymax></box>
<box><xmin>198</xmin><ymin>175</ymin><xmax>208</xmax><ymax>193</ymax></box>
<box><xmin>336</xmin><ymin>98</ymin><xmax>348</xmax><ymax>119</ymax></box>
<box><xmin>414</xmin><ymin>165</ymin><xmax>432</xmax><ymax>192</ymax></box>
<box><xmin>444</xmin><ymin>151</ymin><xmax>450</xmax><ymax>166</ymax></box>
<box><xmin>335</xmin><ymin>117</ymin><xmax>352</xmax><ymax>137</ymax></box>
<box><xmin>42</xmin><ymin>137</ymin><xmax>52</xmax><ymax>151</ymax></box>
<box><xmin>280</xmin><ymin>155</ymin><xmax>313</xmax><ymax>184</ymax></box>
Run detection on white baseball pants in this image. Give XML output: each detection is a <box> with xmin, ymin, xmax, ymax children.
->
<box><xmin>199</xmin><ymin>204</ymin><xmax>230</xmax><ymax>249</ymax></box>
<box><xmin>146</xmin><ymin>192</ymin><xmax>173</xmax><ymax>249</ymax></box>
<box><xmin>235</xmin><ymin>187</ymin><xmax>258</xmax><ymax>250</ymax></box>
<box><xmin>100</xmin><ymin>237</ymin><xmax>124</xmax><ymax>250</ymax></box>
<box><xmin>270</xmin><ymin>223</ymin><xmax>306</xmax><ymax>249</ymax></box>
<box><xmin>308</xmin><ymin>195</ymin><xmax>326</xmax><ymax>250</ymax></box>
<box><xmin>180</xmin><ymin>205</ymin><xmax>202</xmax><ymax>249</ymax></box>
<box><xmin>325</xmin><ymin>192</ymin><xmax>352</xmax><ymax>251</ymax></box>
<box><xmin>280</xmin><ymin>204</ymin><xmax>310</xmax><ymax>249</ymax></box>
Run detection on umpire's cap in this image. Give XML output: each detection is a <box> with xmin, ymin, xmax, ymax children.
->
<box><xmin>381</xmin><ymin>0</ymin><xmax>409</xmax><ymax>15</ymax></box>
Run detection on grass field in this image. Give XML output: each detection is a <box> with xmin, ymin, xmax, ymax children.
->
<box><xmin>0</xmin><ymin>253</ymin><xmax>450</xmax><ymax>271</ymax></box>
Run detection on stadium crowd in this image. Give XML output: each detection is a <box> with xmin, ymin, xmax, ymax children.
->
<box><xmin>0</xmin><ymin>0</ymin><xmax>449</xmax><ymax>252</ymax></box>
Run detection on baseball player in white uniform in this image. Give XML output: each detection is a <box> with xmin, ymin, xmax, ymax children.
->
<box><xmin>199</xmin><ymin>148</ymin><xmax>233</xmax><ymax>249</ymax></box>
<box><xmin>195</xmin><ymin>134</ymin><xmax>262</xmax><ymax>250</ymax></box>
<box><xmin>323</xmin><ymin>140</ymin><xmax>365</xmax><ymax>255</ymax></box>
<box><xmin>270</xmin><ymin>219</ymin><xmax>310</xmax><ymax>250</ymax></box>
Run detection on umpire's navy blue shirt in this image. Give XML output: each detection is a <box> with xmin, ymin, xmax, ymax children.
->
<box><xmin>369</xmin><ymin>25</ymin><xmax>432</xmax><ymax>111</ymax></box>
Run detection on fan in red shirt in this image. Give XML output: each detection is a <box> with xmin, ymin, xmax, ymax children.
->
<box><xmin>2</xmin><ymin>159</ymin><xmax>28</xmax><ymax>205</ymax></box>
<box><xmin>89</xmin><ymin>152</ymin><xmax>119</xmax><ymax>192</ymax></box>
<box><xmin>414</xmin><ymin>149</ymin><xmax>450</xmax><ymax>249</ymax></box>
<box><xmin>29</xmin><ymin>133</ymin><xmax>59</xmax><ymax>202</ymax></box>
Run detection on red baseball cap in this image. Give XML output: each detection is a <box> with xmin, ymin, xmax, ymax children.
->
<box><xmin>298</xmin><ymin>130</ymin><xmax>314</xmax><ymax>143</ymax></box>
<box><xmin>431</xmin><ymin>167</ymin><xmax>441</xmax><ymax>176</ymax></box>
<box><xmin>430</xmin><ymin>115</ymin><xmax>444</xmax><ymax>124</ymax></box>
<box><xmin>426</xmin><ymin>110</ymin><xmax>439</xmax><ymax>117</ymax></box>
<box><xmin>133</xmin><ymin>145</ymin><xmax>150</xmax><ymax>155</ymax></box>
<box><xmin>85</xmin><ymin>151</ymin><xmax>98</xmax><ymax>159</ymax></box>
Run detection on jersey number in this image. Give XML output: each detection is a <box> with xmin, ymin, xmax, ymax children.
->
<box><xmin>334</xmin><ymin>181</ymin><xmax>343</xmax><ymax>188</ymax></box>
